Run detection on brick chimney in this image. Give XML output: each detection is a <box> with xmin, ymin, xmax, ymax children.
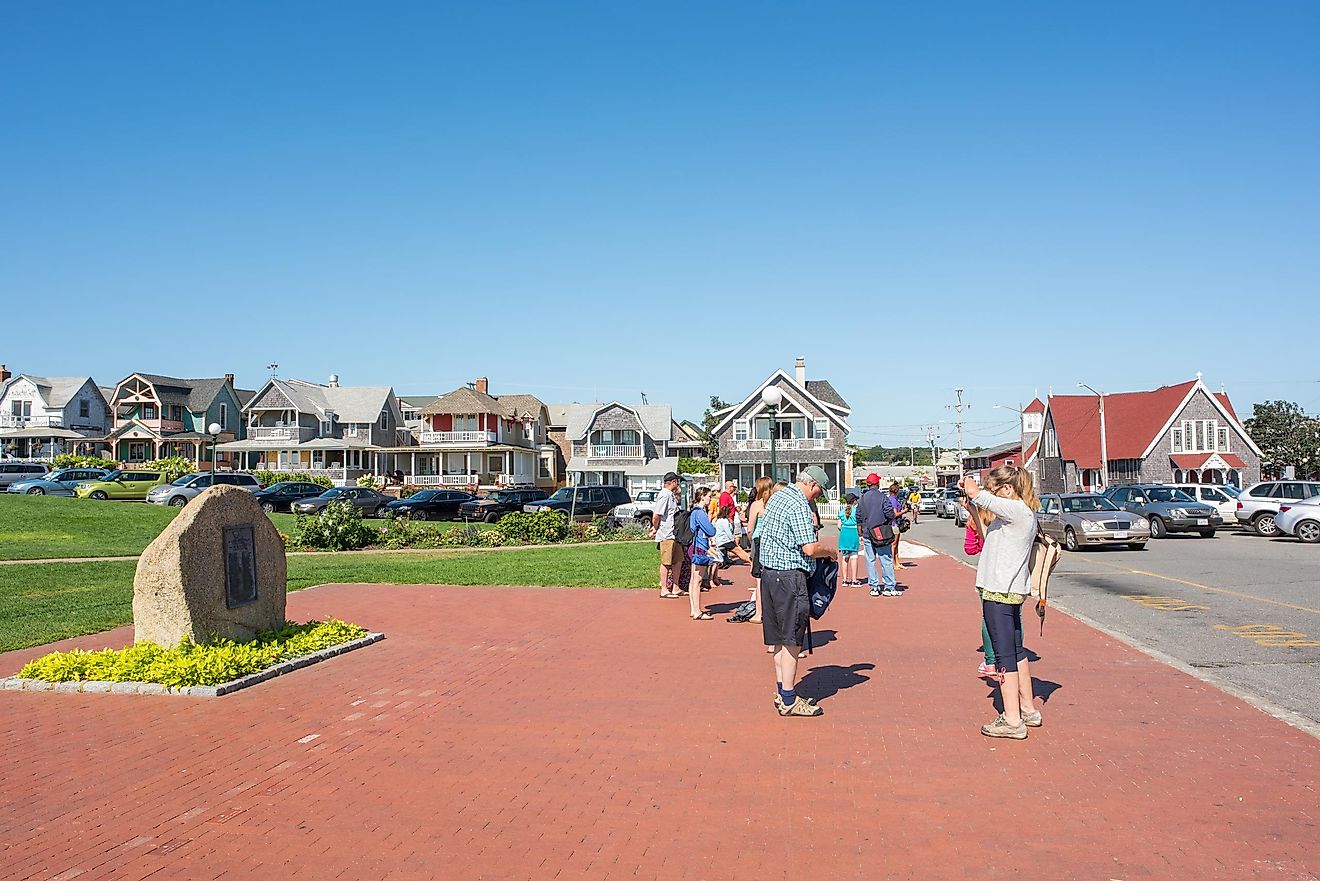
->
<box><xmin>0</xmin><ymin>364</ymin><xmax>10</xmax><ymax>384</ymax></box>
<box><xmin>475</xmin><ymin>377</ymin><xmax>489</xmax><ymax>395</ymax></box>
<box><xmin>223</xmin><ymin>373</ymin><xmax>234</xmax><ymax>386</ymax></box>
<box><xmin>794</xmin><ymin>357</ymin><xmax>806</xmax><ymax>385</ymax></box>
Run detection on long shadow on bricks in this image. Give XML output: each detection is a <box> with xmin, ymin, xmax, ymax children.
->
<box><xmin>798</xmin><ymin>662</ymin><xmax>875</xmax><ymax>703</ymax></box>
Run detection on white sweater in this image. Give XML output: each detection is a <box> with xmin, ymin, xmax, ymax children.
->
<box><xmin>970</xmin><ymin>491</ymin><xmax>1037</xmax><ymax>596</ymax></box>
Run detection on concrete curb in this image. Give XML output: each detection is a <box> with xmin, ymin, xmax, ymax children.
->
<box><xmin>2</xmin><ymin>632</ymin><xmax>385</xmax><ymax>698</ymax></box>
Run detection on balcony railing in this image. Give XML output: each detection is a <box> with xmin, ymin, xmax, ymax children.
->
<box><xmin>418</xmin><ymin>430</ymin><xmax>498</xmax><ymax>446</ymax></box>
<box><xmin>248</xmin><ymin>425</ymin><xmax>318</xmax><ymax>442</ymax></box>
<box><xmin>0</xmin><ymin>414</ymin><xmax>64</xmax><ymax>429</ymax></box>
<box><xmin>729</xmin><ymin>437</ymin><xmax>830</xmax><ymax>452</ymax></box>
<box><xmin>406</xmin><ymin>472</ymin><xmax>537</xmax><ymax>488</ymax></box>
<box><xmin>571</xmin><ymin>444</ymin><xmax>643</xmax><ymax>460</ymax></box>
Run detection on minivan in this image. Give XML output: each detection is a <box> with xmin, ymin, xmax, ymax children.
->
<box><xmin>146</xmin><ymin>472</ymin><xmax>263</xmax><ymax>507</ymax></box>
<box><xmin>0</xmin><ymin>462</ymin><xmax>51</xmax><ymax>488</ymax></box>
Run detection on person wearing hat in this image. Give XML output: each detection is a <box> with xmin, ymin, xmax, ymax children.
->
<box><xmin>650</xmin><ymin>472</ymin><xmax>685</xmax><ymax>598</ymax></box>
<box><xmin>756</xmin><ymin>465</ymin><xmax>838</xmax><ymax>717</ymax></box>
<box><xmin>858</xmin><ymin>472</ymin><xmax>899</xmax><ymax>596</ymax></box>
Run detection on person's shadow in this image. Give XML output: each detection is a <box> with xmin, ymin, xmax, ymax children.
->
<box><xmin>798</xmin><ymin>662</ymin><xmax>875</xmax><ymax>702</ymax></box>
<box><xmin>802</xmin><ymin>629</ymin><xmax>838</xmax><ymax>650</ymax></box>
<box><xmin>985</xmin><ymin>676</ymin><xmax>1062</xmax><ymax>714</ymax></box>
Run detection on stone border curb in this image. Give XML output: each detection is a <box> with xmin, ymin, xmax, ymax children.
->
<box><xmin>1</xmin><ymin>632</ymin><xmax>385</xmax><ymax>698</ymax></box>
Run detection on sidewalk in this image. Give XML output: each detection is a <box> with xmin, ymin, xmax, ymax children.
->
<box><xmin>1</xmin><ymin>551</ymin><xmax>1316</xmax><ymax>880</ymax></box>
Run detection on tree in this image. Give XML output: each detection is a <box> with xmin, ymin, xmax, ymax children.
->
<box><xmin>1246</xmin><ymin>400</ymin><xmax>1320</xmax><ymax>478</ymax></box>
<box><xmin>699</xmin><ymin>395</ymin><xmax>731</xmax><ymax>459</ymax></box>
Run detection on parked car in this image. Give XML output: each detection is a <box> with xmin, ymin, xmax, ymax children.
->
<box><xmin>1234</xmin><ymin>480</ymin><xmax>1320</xmax><ymax>536</ymax></box>
<box><xmin>524</xmin><ymin>485</ymin><xmax>632</xmax><ymax>519</ymax></box>
<box><xmin>146</xmin><ymin>472</ymin><xmax>262</xmax><ymax>507</ymax></box>
<box><xmin>936</xmin><ymin>487</ymin><xmax>961</xmax><ymax>518</ymax></box>
<box><xmin>1275</xmin><ymin>496</ymin><xmax>1320</xmax><ymax>544</ymax></box>
<box><xmin>1168</xmin><ymin>484</ymin><xmax>1240</xmax><ymax>520</ymax></box>
<box><xmin>292</xmin><ymin>486</ymin><xmax>394</xmax><ymax>517</ymax></box>
<box><xmin>1102</xmin><ymin>484</ymin><xmax>1221</xmax><ymax>538</ymax></box>
<box><xmin>6</xmin><ymin>467</ymin><xmax>110</xmax><ymax>496</ymax></box>
<box><xmin>458</xmin><ymin>488</ymin><xmax>550</xmax><ymax>522</ymax></box>
<box><xmin>917</xmin><ymin>490</ymin><xmax>939</xmax><ymax>515</ymax></box>
<box><xmin>0</xmin><ymin>462</ymin><xmax>50</xmax><ymax>488</ymax></box>
<box><xmin>74</xmin><ymin>470</ymin><xmax>169</xmax><ymax>501</ymax></box>
<box><xmin>384</xmin><ymin>489</ymin><xmax>475</xmax><ymax>521</ymax></box>
<box><xmin>607</xmin><ymin>489</ymin><xmax>664</xmax><ymax>526</ymax></box>
<box><xmin>251</xmin><ymin>481</ymin><xmax>329</xmax><ymax>513</ymax></box>
<box><xmin>1038</xmin><ymin>493</ymin><xmax>1151</xmax><ymax>551</ymax></box>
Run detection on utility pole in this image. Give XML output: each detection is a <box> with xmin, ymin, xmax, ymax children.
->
<box><xmin>946</xmin><ymin>389</ymin><xmax>970</xmax><ymax>461</ymax></box>
<box><xmin>926</xmin><ymin>424</ymin><xmax>940</xmax><ymax>483</ymax></box>
<box><xmin>1078</xmin><ymin>383</ymin><xmax>1108</xmax><ymax>491</ymax></box>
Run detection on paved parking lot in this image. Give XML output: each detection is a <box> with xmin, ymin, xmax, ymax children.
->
<box><xmin>910</xmin><ymin>515</ymin><xmax>1320</xmax><ymax>730</ymax></box>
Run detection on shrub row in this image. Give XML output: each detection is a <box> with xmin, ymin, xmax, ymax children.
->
<box><xmin>252</xmin><ymin>470</ymin><xmax>335</xmax><ymax>489</ymax></box>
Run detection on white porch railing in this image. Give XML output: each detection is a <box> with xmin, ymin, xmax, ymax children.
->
<box><xmin>729</xmin><ymin>438</ymin><xmax>829</xmax><ymax>452</ymax></box>
<box><xmin>571</xmin><ymin>444</ymin><xmax>644</xmax><ymax>459</ymax></box>
<box><xmin>248</xmin><ymin>425</ymin><xmax>318</xmax><ymax>442</ymax></box>
<box><xmin>418</xmin><ymin>430</ymin><xmax>498</xmax><ymax>445</ymax></box>
<box><xmin>408</xmin><ymin>473</ymin><xmax>481</xmax><ymax>487</ymax></box>
<box><xmin>0</xmin><ymin>415</ymin><xmax>64</xmax><ymax>429</ymax></box>
<box><xmin>496</xmin><ymin>473</ymin><xmax>536</xmax><ymax>487</ymax></box>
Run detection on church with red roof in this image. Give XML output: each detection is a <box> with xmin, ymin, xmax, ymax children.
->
<box><xmin>1034</xmin><ymin>376</ymin><xmax>1261</xmax><ymax>494</ymax></box>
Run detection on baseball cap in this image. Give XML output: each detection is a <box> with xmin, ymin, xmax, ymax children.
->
<box><xmin>802</xmin><ymin>465</ymin><xmax>833</xmax><ymax>493</ymax></box>
<box><xmin>663</xmin><ymin>471</ymin><xmax>680</xmax><ymax>483</ymax></box>
<box><xmin>865</xmin><ymin>473</ymin><xmax>880</xmax><ymax>486</ymax></box>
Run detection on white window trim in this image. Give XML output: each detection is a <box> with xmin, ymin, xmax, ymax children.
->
<box><xmin>813</xmin><ymin>418</ymin><xmax>829</xmax><ymax>440</ymax></box>
<box><xmin>734</xmin><ymin>419</ymin><xmax>749</xmax><ymax>441</ymax></box>
<box><xmin>1172</xmin><ymin>428</ymin><xmax>1183</xmax><ymax>453</ymax></box>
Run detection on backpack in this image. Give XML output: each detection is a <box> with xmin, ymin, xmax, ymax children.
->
<box><xmin>1029</xmin><ymin>526</ymin><xmax>1062</xmax><ymax>634</ymax></box>
<box><xmin>726</xmin><ymin>599</ymin><xmax>757</xmax><ymax>623</ymax></box>
<box><xmin>673</xmin><ymin>508</ymin><xmax>696</xmax><ymax>546</ymax></box>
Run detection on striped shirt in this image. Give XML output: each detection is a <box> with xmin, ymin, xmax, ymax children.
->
<box><xmin>756</xmin><ymin>484</ymin><xmax>817</xmax><ymax>572</ymax></box>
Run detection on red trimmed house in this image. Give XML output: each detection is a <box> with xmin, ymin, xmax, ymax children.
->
<box><xmin>1035</xmin><ymin>377</ymin><xmax>1261</xmax><ymax>493</ymax></box>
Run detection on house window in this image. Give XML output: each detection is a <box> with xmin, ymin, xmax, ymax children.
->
<box><xmin>378</xmin><ymin>410</ymin><xmax>388</xmax><ymax>430</ymax></box>
<box><xmin>143</xmin><ymin>404</ymin><xmax>157</xmax><ymax>420</ymax></box>
<box><xmin>219</xmin><ymin>403</ymin><xmax>228</xmax><ymax>430</ymax></box>
<box><xmin>1217</xmin><ymin>427</ymin><xmax>1229</xmax><ymax>451</ymax></box>
<box><xmin>813</xmin><ymin>419</ymin><xmax>829</xmax><ymax>440</ymax></box>
<box><xmin>734</xmin><ymin>420</ymin><xmax>749</xmax><ymax>442</ymax></box>
<box><xmin>539</xmin><ymin>454</ymin><xmax>552</xmax><ymax>479</ymax></box>
<box><xmin>79</xmin><ymin>399</ymin><xmax>89</xmax><ymax>419</ymax></box>
<box><xmin>1172</xmin><ymin>428</ymin><xmax>1183</xmax><ymax>453</ymax></box>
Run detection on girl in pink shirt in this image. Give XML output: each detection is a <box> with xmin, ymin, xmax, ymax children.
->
<box><xmin>964</xmin><ymin>501</ymin><xmax>999</xmax><ymax>679</ymax></box>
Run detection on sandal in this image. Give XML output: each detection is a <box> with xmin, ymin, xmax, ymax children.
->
<box><xmin>692</xmin><ymin>612</ymin><xmax>714</xmax><ymax>620</ymax></box>
<box><xmin>660</xmin><ymin>592</ymin><xmax>680</xmax><ymax>598</ymax></box>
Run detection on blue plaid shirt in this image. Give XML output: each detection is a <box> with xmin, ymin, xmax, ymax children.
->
<box><xmin>757</xmin><ymin>484</ymin><xmax>817</xmax><ymax>572</ymax></box>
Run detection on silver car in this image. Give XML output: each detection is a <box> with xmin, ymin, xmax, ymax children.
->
<box><xmin>6</xmin><ymin>467</ymin><xmax>111</xmax><ymax>496</ymax></box>
<box><xmin>291</xmin><ymin>486</ymin><xmax>393</xmax><ymax>517</ymax></box>
<box><xmin>146</xmin><ymin>472</ymin><xmax>262</xmax><ymax>507</ymax></box>
<box><xmin>1234</xmin><ymin>480</ymin><xmax>1320</xmax><ymax>536</ymax></box>
<box><xmin>1038</xmin><ymin>493</ymin><xmax>1151</xmax><ymax>551</ymax></box>
<box><xmin>0</xmin><ymin>461</ymin><xmax>50</xmax><ymax>488</ymax></box>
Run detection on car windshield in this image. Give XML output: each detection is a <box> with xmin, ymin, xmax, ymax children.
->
<box><xmin>547</xmin><ymin>488</ymin><xmax>574</xmax><ymax>501</ymax></box>
<box><xmin>170</xmin><ymin>475</ymin><xmax>196</xmax><ymax>486</ymax></box>
<box><xmin>1146</xmin><ymin>487</ymin><xmax>1195</xmax><ymax>503</ymax></box>
<box><xmin>267</xmin><ymin>482</ymin><xmax>293</xmax><ymax>491</ymax></box>
<box><xmin>410</xmin><ymin>490</ymin><xmax>439</xmax><ymax>500</ymax></box>
<box><xmin>100</xmin><ymin>470</ymin><xmax>123</xmax><ymax>481</ymax></box>
<box><xmin>1220</xmin><ymin>485</ymin><xmax>1241</xmax><ymax>498</ymax></box>
<box><xmin>636</xmin><ymin>491</ymin><xmax>657</xmax><ymax>502</ymax></box>
<box><xmin>1062</xmin><ymin>496</ymin><xmax>1119</xmax><ymax>513</ymax></box>
<box><xmin>321</xmin><ymin>488</ymin><xmax>348</xmax><ymax>497</ymax></box>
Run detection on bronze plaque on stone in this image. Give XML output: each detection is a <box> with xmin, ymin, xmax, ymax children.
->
<box><xmin>223</xmin><ymin>524</ymin><xmax>259</xmax><ymax>609</ymax></box>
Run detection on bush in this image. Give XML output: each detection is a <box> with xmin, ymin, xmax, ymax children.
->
<box><xmin>398</xmin><ymin>483</ymin><xmax>420</xmax><ymax>499</ymax></box>
<box><xmin>356</xmin><ymin>474</ymin><xmax>380</xmax><ymax>488</ymax></box>
<box><xmin>51</xmin><ymin>454</ymin><xmax>120</xmax><ymax>471</ymax></box>
<box><xmin>253</xmin><ymin>470</ymin><xmax>334</xmax><ymax>489</ymax></box>
<box><xmin>18</xmin><ymin>619</ymin><xmax>368</xmax><ymax>687</ymax></box>
<box><xmin>679</xmin><ymin>457</ymin><xmax>718</xmax><ymax>474</ymax></box>
<box><xmin>294</xmin><ymin>500</ymin><xmax>374</xmax><ymax>551</ymax></box>
<box><xmin>495</xmin><ymin>510</ymin><xmax>569</xmax><ymax>544</ymax></box>
<box><xmin>140</xmin><ymin>456</ymin><xmax>194</xmax><ymax>482</ymax></box>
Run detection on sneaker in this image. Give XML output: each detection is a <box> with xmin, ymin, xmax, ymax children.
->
<box><xmin>981</xmin><ymin>714</ymin><xmax>1027</xmax><ymax>740</ymax></box>
<box><xmin>775</xmin><ymin>695</ymin><xmax>823</xmax><ymax>717</ymax></box>
<box><xmin>882</xmin><ymin>589</ymin><xmax>900</xmax><ymax>597</ymax></box>
<box><xmin>1021</xmin><ymin>709</ymin><xmax>1043</xmax><ymax>728</ymax></box>
<box><xmin>869</xmin><ymin>587</ymin><xmax>881</xmax><ymax>597</ymax></box>
<box><xmin>977</xmin><ymin>662</ymin><xmax>998</xmax><ymax>677</ymax></box>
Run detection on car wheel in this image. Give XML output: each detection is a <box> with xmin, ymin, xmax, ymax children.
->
<box><xmin>1199</xmin><ymin>529</ymin><xmax>1215</xmax><ymax>538</ymax></box>
<box><xmin>1148</xmin><ymin>516</ymin><xmax>1166</xmax><ymax>538</ymax></box>
<box><xmin>169</xmin><ymin>496</ymin><xmax>187</xmax><ymax>508</ymax></box>
<box><xmin>413</xmin><ymin>509</ymin><xmax>429</xmax><ymax>521</ymax></box>
<box><xmin>1295</xmin><ymin>520</ymin><xmax>1320</xmax><ymax>544</ymax></box>
<box><xmin>1253</xmin><ymin>513</ymin><xmax>1278</xmax><ymax>537</ymax></box>
<box><xmin>1128</xmin><ymin>542</ymin><xmax>1147</xmax><ymax>551</ymax></box>
<box><xmin>1063</xmin><ymin>528</ymin><xmax>1079</xmax><ymax>552</ymax></box>
<box><xmin>261</xmin><ymin>502</ymin><xmax>275</xmax><ymax>514</ymax></box>
<box><xmin>90</xmin><ymin>490</ymin><xmax>108</xmax><ymax>501</ymax></box>
<box><xmin>484</xmin><ymin>511</ymin><xmax>499</xmax><ymax>523</ymax></box>
<box><xmin>27</xmin><ymin>487</ymin><xmax>44</xmax><ymax>495</ymax></box>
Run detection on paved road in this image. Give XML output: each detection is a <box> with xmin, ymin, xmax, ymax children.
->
<box><xmin>905</xmin><ymin>513</ymin><xmax>1320</xmax><ymax>729</ymax></box>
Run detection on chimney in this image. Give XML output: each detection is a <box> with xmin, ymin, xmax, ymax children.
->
<box><xmin>475</xmin><ymin>377</ymin><xmax>489</xmax><ymax>395</ymax></box>
<box><xmin>794</xmin><ymin>357</ymin><xmax>806</xmax><ymax>385</ymax></box>
<box><xmin>223</xmin><ymin>373</ymin><xmax>234</xmax><ymax>386</ymax></box>
<box><xmin>328</xmin><ymin>373</ymin><xmax>340</xmax><ymax>388</ymax></box>
<box><xmin>0</xmin><ymin>364</ymin><xmax>10</xmax><ymax>384</ymax></box>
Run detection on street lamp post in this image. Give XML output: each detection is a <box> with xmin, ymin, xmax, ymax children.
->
<box><xmin>761</xmin><ymin>386</ymin><xmax>783</xmax><ymax>484</ymax></box>
<box><xmin>993</xmin><ymin>403</ymin><xmax>1027</xmax><ymax>469</ymax></box>
<box><xmin>1077</xmin><ymin>384</ymin><xmax>1107</xmax><ymax>491</ymax></box>
<box><xmin>208</xmin><ymin>422</ymin><xmax>222</xmax><ymax>473</ymax></box>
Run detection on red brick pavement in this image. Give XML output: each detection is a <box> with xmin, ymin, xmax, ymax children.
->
<box><xmin>1</xmin><ymin>552</ymin><xmax>1317</xmax><ymax>881</ymax></box>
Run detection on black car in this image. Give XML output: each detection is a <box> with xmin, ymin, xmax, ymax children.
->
<box><xmin>384</xmin><ymin>489</ymin><xmax>475</xmax><ymax>521</ymax></box>
<box><xmin>252</xmin><ymin>481</ymin><xmax>328</xmax><ymax>513</ymax></box>
<box><xmin>459</xmin><ymin>488</ymin><xmax>550</xmax><ymax>522</ymax></box>
<box><xmin>523</xmin><ymin>485</ymin><xmax>632</xmax><ymax>519</ymax></box>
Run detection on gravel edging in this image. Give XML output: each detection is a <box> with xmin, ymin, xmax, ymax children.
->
<box><xmin>2</xmin><ymin>632</ymin><xmax>385</xmax><ymax>698</ymax></box>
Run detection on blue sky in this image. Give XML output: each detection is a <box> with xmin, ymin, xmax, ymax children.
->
<box><xmin>3</xmin><ymin>2</ymin><xmax>1317</xmax><ymax>450</ymax></box>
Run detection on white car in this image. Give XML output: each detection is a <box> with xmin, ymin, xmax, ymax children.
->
<box><xmin>608</xmin><ymin>489</ymin><xmax>662</xmax><ymax>525</ymax></box>
<box><xmin>1169</xmin><ymin>484</ymin><xmax>1239</xmax><ymax>521</ymax></box>
<box><xmin>1275</xmin><ymin>496</ymin><xmax>1320</xmax><ymax>544</ymax></box>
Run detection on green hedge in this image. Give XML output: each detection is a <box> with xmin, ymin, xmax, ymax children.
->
<box><xmin>51</xmin><ymin>454</ymin><xmax>120</xmax><ymax>471</ymax></box>
<box><xmin>253</xmin><ymin>470</ymin><xmax>334</xmax><ymax>489</ymax></box>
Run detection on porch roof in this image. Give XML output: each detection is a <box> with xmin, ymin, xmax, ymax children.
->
<box><xmin>378</xmin><ymin>444</ymin><xmax>534</xmax><ymax>454</ymax></box>
<box><xmin>567</xmin><ymin>456</ymin><xmax>679</xmax><ymax>477</ymax></box>
<box><xmin>0</xmin><ymin>427</ymin><xmax>86</xmax><ymax>440</ymax></box>
<box><xmin>215</xmin><ymin>437</ymin><xmax>381</xmax><ymax>452</ymax></box>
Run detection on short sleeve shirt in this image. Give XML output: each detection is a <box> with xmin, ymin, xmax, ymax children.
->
<box><xmin>653</xmin><ymin>490</ymin><xmax>679</xmax><ymax>543</ymax></box>
<box><xmin>756</xmin><ymin>485</ymin><xmax>817</xmax><ymax>572</ymax></box>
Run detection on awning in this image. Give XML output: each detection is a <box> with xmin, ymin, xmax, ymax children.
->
<box><xmin>1170</xmin><ymin>453</ymin><xmax>1247</xmax><ymax>470</ymax></box>
<box><xmin>0</xmin><ymin>427</ymin><xmax>88</xmax><ymax>440</ymax></box>
<box><xmin>568</xmin><ymin>456</ymin><xmax>679</xmax><ymax>477</ymax></box>
<box><xmin>216</xmin><ymin>437</ymin><xmax>381</xmax><ymax>452</ymax></box>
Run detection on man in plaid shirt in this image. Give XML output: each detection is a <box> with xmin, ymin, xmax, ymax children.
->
<box><xmin>758</xmin><ymin>465</ymin><xmax>838</xmax><ymax>717</ymax></box>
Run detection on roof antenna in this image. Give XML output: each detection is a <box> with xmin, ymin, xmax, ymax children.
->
<box><xmin>266</xmin><ymin>362</ymin><xmax>278</xmax><ymax>379</ymax></box>
<box><xmin>1196</xmin><ymin>371</ymin><xmax>1203</xmax><ymax>382</ymax></box>
<box><xmin>640</xmin><ymin>391</ymin><xmax>648</xmax><ymax>405</ymax></box>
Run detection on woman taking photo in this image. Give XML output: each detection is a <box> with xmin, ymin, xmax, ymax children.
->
<box><xmin>961</xmin><ymin>465</ymin><xmax>1040</xmax><ymax>740</ymax></box>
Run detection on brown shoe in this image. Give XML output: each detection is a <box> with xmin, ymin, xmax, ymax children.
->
<box><xmin>980</xmin><ymin>714</ymin><xmax>1027</xmax><ymax>739</ymax></box>
<box><xmin>1021</xmin><ymin>709</ymin><xmax>1042</xmax><ymax>728</ymax></box>
<box><xmin>775</xmin><ymin>695</ymin><xmax>823</xmax><ymax>717</ymax></box>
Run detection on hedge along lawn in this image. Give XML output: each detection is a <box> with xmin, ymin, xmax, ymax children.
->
<box><xmin>0</xmin><ymin>543</ymin><xmax>658</xmax><ymax>653</ymax></box>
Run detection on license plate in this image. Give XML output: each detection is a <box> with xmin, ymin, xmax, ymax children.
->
<box><xmin>1113</xmin><ymin>531</ymin><xmax>1129</xmax><ymax>540</ymax></box>
<box><xmin>1196</xmin><ymin>518</ymin><xmax>1208</xmax><ymax>526</ymax></box>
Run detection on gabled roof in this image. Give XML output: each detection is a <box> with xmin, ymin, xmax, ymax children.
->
<box><xmin>712</xmin><ymin>369</ymin><xmax>852</xmax><ymax>436</ymax></box>
<box><xmin>1025</xmin><ymin>398</ymin><xmax>1045</xmax><ymax>414</ymax></box>
<box><xmin>1044</xmin><ymin>378</ymin><xmax>1259</xmax><ymax>469</ymax></box>
<box><xmin>399</xmin><ymin>395</ymin><xmax>439</xmax><ymax>410</ymax></box>
<box><xmin>123</xmin><ymin>374</ymin><xmax>233</xmax><ymax>412</ymax></box>
<box><xmin>246</xmin><ymin>378</ymin><xmax>394</xmax><ymax>423</ymax></box>
<box><xmin>3</xmin><ymin>375</ymin><xmax>99</xmax><ymax>409</ymax></box>
<box><xmin>235</xmin><ymin>388</ymin><xmax>256</xmax><ymax>408</ymax></box>
<box><xmin>963</xmin><ymin>440</ymin><xmax>1021</xmax><ymax>461</ymax></box>
<box><xmin>421</xmin><ymin>386</ymin><xmax>546</xmax><ymax>419</ymax></box>
<box><xmin>565</xmin><ymin>402</ymin><xmax>674</xmax><ymax>442</ymax></box>
<box><xmin>545</xmin><ymin>403</ymin><xmax>572</xmax><ymax>428</ymax></box>
<box><xmin>805</xmin><ymin>380</ymin><xmax>849</xmax><ymax>410</ymax></box>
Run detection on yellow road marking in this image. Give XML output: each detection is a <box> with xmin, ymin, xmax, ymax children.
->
<box><xmin>1214</xmin><ymin>623</ymin><xmax>1320</xmax><ymax>647</ymax></box>
<box><xmin>1122</xmin><ymin>595</ymin><xmax>1209</xmax><ymax>612</ymax></box>
<box><xmin>1069</xmin><ymin>556</ymin><xmax>1320</xmax><ymax>616</ymax></box>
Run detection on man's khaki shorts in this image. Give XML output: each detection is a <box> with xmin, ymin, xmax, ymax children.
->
<box><xmin>659</xmin><ymin>540</ymin><xmax>685</xmax><ymax>567</ymax></box>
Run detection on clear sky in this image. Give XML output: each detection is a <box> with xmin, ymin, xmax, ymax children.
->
<box><xmin>3</xmin><ymin>2</ymin><xmax>1317</xmax><ymax>450</ymax></box>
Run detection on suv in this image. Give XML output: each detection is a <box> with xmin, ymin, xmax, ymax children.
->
<box><xmin>1234</xmin><ymin>481</ymin><xmax>1320</xmax><ymax>536</ymax></box>
<box><xmin>524</xmin><ymin>485</ymin><xmax>632</xmax><ymax>519</ymax></box>
<box><xmin>936</xmin><ymin>487</ymin><xmax>961</xmax><ymax>519</ymax></box>
<box><xmin>458</xmin><ymin>488</ymin><xmax>550</xmax><ymax>522</ymax></box>
<box><xmin>0</xmin><ymin>462</ymin><xmax>50</xmax><ymax>488</ymax></box>
<box><xmin>1169</xmin><ymin>484</ymin><xmax>1240</xmax><ymax>520</ymax></box>
<box><xmin>75</xmin><ymin>470</ymin><xmax>170</xmax><ymax>500</ymax></box>
<box><xmin>146</xmin><ymin>472</ymin><xmax>263</xmax><ymax>507</ymax></box>
<box><xmin>1102</xmin><ymin>484</ymin><xmax>1221</xmax><ymax>538</ymax></box>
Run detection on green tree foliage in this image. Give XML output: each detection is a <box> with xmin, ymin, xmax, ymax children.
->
<box><xmin>700</xmin><ymin>396</ymin><xmax>731</xmax><ymax>458</ymax></box>
<box><xmin>1246</xmin><ymin>400</ymin><xmax>1320</xmax><ymax>478</ymax></box>
<box><xmin>679</xmin><ymin>457</ymin><xmax>717</xmax><ymax>474</ymax></box>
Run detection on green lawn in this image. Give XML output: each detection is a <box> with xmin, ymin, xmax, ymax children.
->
<box><xmin>0</xmin><ymin>543</ymin><xmax>657</xmax><ymax>653</ymax></box>
<box><xmin>0</xmin><ymin>495</ymin><xmax>486</xmax><ymax>561</ymax></box>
